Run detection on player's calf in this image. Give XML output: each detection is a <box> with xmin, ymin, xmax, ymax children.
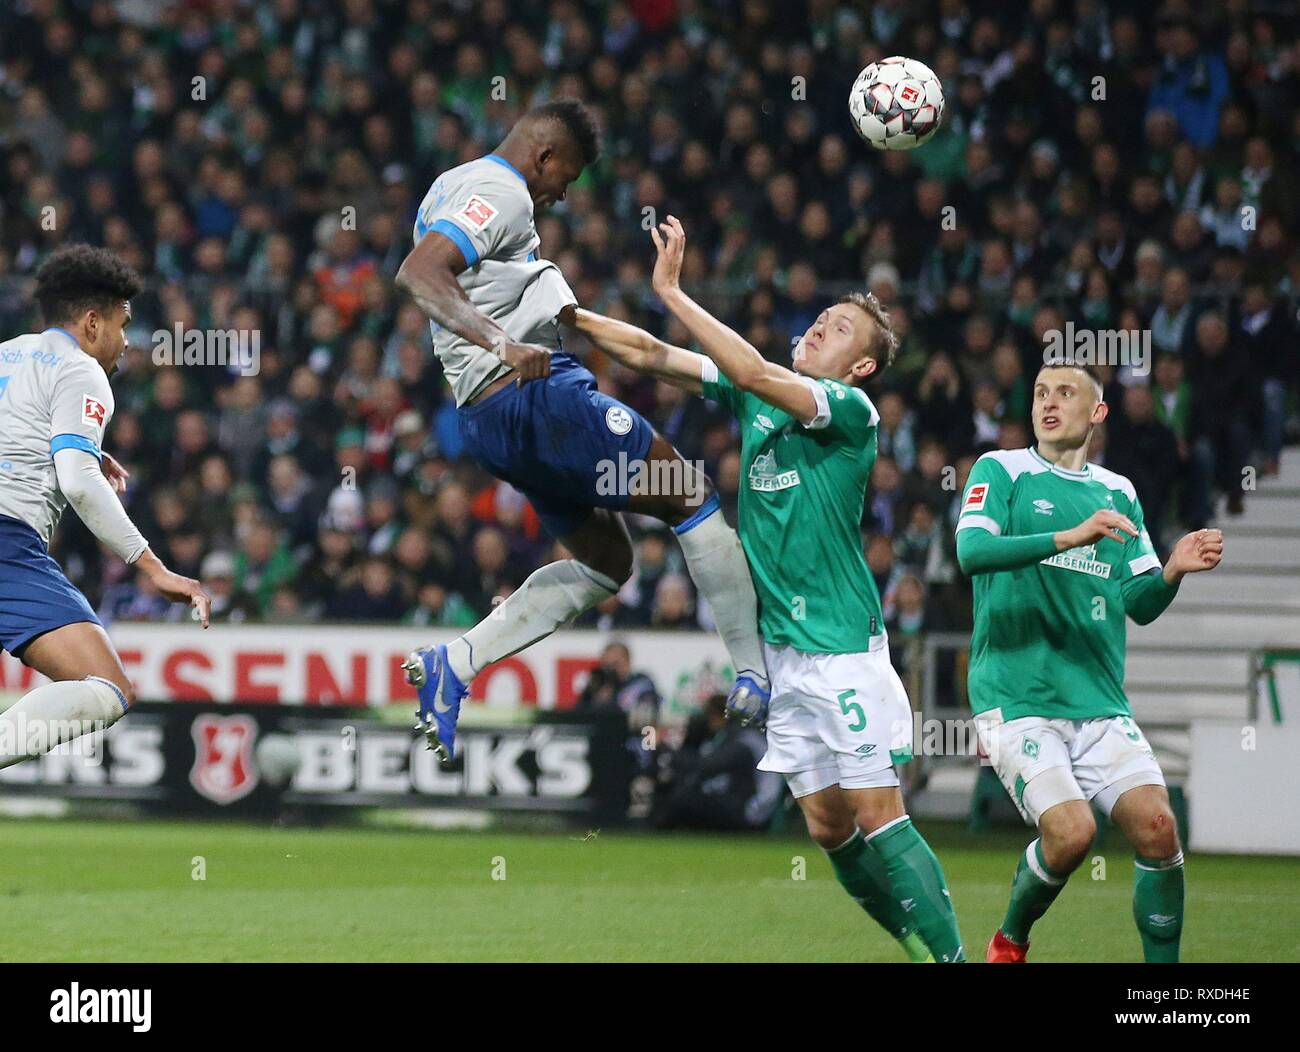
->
<box><xmin>0</xmin><ymin>676</ymin><xmax>130</xmax><ymax>770</ymax></box>
<box><xmin>796</xmin><ymin>784</ymin><xmax>931</xmax><ymax>962</ymax></box>
<box><xmin>627</xmin><ymin>435</ymin><xmax>768</xmax><ymax>693</ymax></box>
<box><xmin>1112</xmin><ymin>784</ymin><xmax>1185</xmax><ymax>963</ymax></box>
<box><xmin>989</xmin><ymin>800</ymin><xmax>1093</xmax><ymax>960</ymax></box>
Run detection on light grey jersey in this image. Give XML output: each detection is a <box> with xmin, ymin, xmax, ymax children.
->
<box><xmin>413</xmin><ymin>154</ymin><xmax>577</xmax><ymax>406</ymax></box>
<box><xmin>0</xmin><ymin>328</ymin><xmax>114</xmax><ymax>545</ymax></box>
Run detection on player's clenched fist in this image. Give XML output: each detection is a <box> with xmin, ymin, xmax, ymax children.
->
<box><xmin>1055</xmin><ymin>508</ymin><xmax>1139</xmax><ymax>550</ymax></box>
<box><xmin>498</xmin><ymin>340</ymin><xmax>552</xmax><ymax>384</ymax></box>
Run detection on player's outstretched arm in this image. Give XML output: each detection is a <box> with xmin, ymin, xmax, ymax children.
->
<box><xmin>567</xmin><ymin>306</ymin><xmax>707</xmax><ymax>394</ymax></box>
<box><xmin>394</xmin><ymin>231</ymin><xmax>551</xmax><ymax>384</ymax></box>
<box><xmin>649</xmin><ymin>216</ymin><xmax>820</xmax><ymax>425</ymax></box>
<box><xmin>53</xmin><ymin>448</ymin><xmax>211</xmax><ymax>626</ymax></box>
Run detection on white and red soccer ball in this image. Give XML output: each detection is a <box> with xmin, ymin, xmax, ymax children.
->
<box><xmin>848</xmin><ymin>56</ymin><xmax>945</xmax><ymax>151</ymax></box>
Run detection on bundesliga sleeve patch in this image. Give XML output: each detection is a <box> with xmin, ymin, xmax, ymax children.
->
<box><xmin>82</xmin><ymin>394</ymin><xmax>107</xmax><ymax>430</ymax></box>
<box><xmin>963</xmin><ymin>483</ymin><xmax>989</xmax><ymax>512</ymax></box>
<box><xmin>459</xmin><ymin>194</ymin><xmax>498</xmax><ymax>229</ymax></box>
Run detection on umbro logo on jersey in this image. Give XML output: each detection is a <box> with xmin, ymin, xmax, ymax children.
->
<box><xmin>753</xmin><ymin>414</ymin><xmax>775</xmax><ymax>433</ymax></box>
<box><xmin>1033</xmin><ymin>499</ymin><xmax>1055</xmax><ymax>515</ymax></box>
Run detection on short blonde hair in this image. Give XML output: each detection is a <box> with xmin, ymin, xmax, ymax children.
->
<box><xmin>838</xmin><ymin>291</ymin><xmax>898</xmax><ymax>371</ymax></box>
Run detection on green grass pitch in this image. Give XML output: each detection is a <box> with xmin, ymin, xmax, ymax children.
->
<box><xmin>1</xmin><ymin>817</ymin><xmax>1296</xmax><ymax>962</ymax></box>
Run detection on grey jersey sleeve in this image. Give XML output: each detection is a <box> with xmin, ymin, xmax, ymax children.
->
<box><xmin>53</xmin><ymin>448</ymin><xmax>150</xmax><ymax>564</ymax></box>
<box><xmin>418</xmin><ymin>170</ymin><xmax>533</xmax><ymax>268</ymax></box>
<box><xmin>49</xmin><ymin>352</ymin><xmax>113</xmax><ymax>460</ymax></box>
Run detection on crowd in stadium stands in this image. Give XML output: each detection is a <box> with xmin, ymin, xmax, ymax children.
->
<box><xmin>1</xmin><ymin>1</ymin><xmax>1298</xmax><ymax>664</ymax></box>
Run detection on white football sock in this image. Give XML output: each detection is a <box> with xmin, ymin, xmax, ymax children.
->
<box><xmin>447</xmin><ymin>559</ymin><xmax>619</xmax><ymax>682</ymax></box>
<box><xmin>0</xmin><ymin>676</ymin><xmax>129</xmax><ymax>770</ymax></box>
<box><xmin>673</xmin><ymin>495</ymin><xmax>767</xmax><ymax>686</ymax></box>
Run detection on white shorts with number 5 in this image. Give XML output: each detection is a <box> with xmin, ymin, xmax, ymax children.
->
<box><xmin>758</xmin><ymin>639</ymin><xmax>915</xmax><ymax>798</ymax></box>
<box><xmin>973</xmin><ymin>709</ymin><xmax>1166</xmax><ymax>826</ymax></box>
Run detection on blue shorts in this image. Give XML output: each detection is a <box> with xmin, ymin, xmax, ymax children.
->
<box><xmin>0</xmin><ymin>515</ymin><xmax>101</xmax><ymax>657</ymax></box>
<box><xmin>458</xmin><ymin>352</ymin><xmax>655</xmax><ymax>538</ymax></box>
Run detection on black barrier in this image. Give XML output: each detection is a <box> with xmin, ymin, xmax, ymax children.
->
<box><xmin>0</xmin><ymin>703</ymin><xmax>630</xmax><ymax>824</ymax></box>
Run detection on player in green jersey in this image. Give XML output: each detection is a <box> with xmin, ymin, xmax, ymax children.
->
<box><xmin>956</xmin><ymin>362</ymin><xmax>1223</xmax><ymax>963</ymax></box>
<box><xmin>568</xmin><ymin>216</ymin><xmax>964</xmax><ymax>963</ymax></box>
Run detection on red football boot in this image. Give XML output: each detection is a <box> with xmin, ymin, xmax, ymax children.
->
<box><xmin>986</xmin><ymin>929</ymin><xmax>1029</xmax><ymax>963</ymax></box>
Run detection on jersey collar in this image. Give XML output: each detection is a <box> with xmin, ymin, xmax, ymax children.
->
<box><xmin>1030</xmin><ymin>445</ymin><xmax>1091</xmax><ymax>479</ymax></box>
<box><xmin>44</xmin><ymin>326</ymin><xmax>80</xmax><ymax>348</ymax></box>
<box><xmin>483</xmin><ymin>153</ymin><xmax>526</xmax><ymax>184</ymax></box>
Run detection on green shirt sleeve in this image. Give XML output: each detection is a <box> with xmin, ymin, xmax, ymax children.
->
<box><xmin>1121</xmin><ymin>570</ymin><xmax>1179</xmax><ymax>625</ymax></box>
<box><xmin>1118</xmin><ymin>494</ymin><xmax>1178</xmax><ymax>624</ymax></box>
<box><xmin>955</xmin><ymin>456</ymin><xmax>1057</xmax><ymax>575</ymax></box>
<box><xmin>701</xmin><ymin>368</ymin><xmax>746</xmax><ymax>417</ymax></box>
<box><xmin>806</xmin><ymin>378</ymin><xmax>878</xmax><ymax>440</ymax></box>
<box><xmin>956</xmin><ymin>528</ymin><xmax>1060</xmax><ymax>576</ymax></box>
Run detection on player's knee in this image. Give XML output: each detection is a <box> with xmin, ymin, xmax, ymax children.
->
<box><xmin>1042</xmin><ymin>810</ymin><xmax>1095</xmax><ymax>870</ymax></box>
<box><xmin>583</xmin><ymin>545</ymin><xmax>632</xmax><ymax>586</ymax></box>
<box><xmin>1134</xmin><ymin>807</ymin><xmax>1180</xmax><ymax>859</ymax></box>
<box><xmin>90</xmin><ymin>671</ymin><xmax>134</xmax><ymax>710</ymax></box>
<box><xmin>807</xmin><ymin>814</ymin><xmax>856</xmax><ymax>850</ymax></box>
<box><xmin>854</xmin><ymin>792</ymin><xmax>905</xmax><ymax>834</ymax></box>
<box><xmin>799</xmin><ymin>799</ymin><xmax>855</xmax><ymax>849</ymax></box>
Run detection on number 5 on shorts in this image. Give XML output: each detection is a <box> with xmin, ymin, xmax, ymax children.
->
<box><xmin>837</xmin><ymin>689</ymin><xmax>867</xmax><ymax>732</ymax></box>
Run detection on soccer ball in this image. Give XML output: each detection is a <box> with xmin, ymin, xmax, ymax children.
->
<box><xmin>848</xmin><ymin>56</ymin><xmax>945</xmax><ymax>151</ymax></box>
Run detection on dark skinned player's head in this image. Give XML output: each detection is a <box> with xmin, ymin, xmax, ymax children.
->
<box><xmin>34</xmin><ymin>245</ymin><xmax>143</xmax><ymax>369</ymax></box>
<box><xmin>499</xmin><ymin>98</ymin><xmax>601</xmax><ymax>209</ymax></box>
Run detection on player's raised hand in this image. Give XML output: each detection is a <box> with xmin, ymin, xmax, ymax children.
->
<box><xmin>498</xmin><ymin>340</ymin><xmax>552</xmax><ymax>385</ymax></box>
<box><xmin>1056</xmin><ymin>508</ymin><xmax>1139</xmax><ymax>550</ymax></box>
<box><xmin>1165</xmin><ymin>528</ymin><xmax>1223</xmax><ymax>577</ymax></box>
<box><xmin>100</xmin><ymin>451</ymin><xmax>130</xmax><ymax>494</ymax></box>
<box><xmin>650</xmin><ymin>214</ymin><xmax>686</xmax><ymax>295</ymax></box>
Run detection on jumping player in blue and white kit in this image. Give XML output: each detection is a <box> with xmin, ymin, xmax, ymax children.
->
<box><xmin>0</xmin><ymin>246</ymin><xmax>209</xmax><ymax>769</ymax></box>
<box><xmin>395</xmin><ymin>99</ymin><xmax>769</xmax><ymax>763</ymax></box>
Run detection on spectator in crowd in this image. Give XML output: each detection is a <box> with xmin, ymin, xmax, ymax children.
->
<box><xmin>1106</xmin><ymin>385</ymin><xmax>1182</xmax><ymax>549</ymax></box>
<box><xmin>199</xmin><ymin>550</ymin><xmax>260</xmax><ymax>624</ymax></box>
<box><xmin>577</xmin><ymin>640</ymin><xmax>661</xmax><ymax>729</ymax></box>
<box><xmin>656</xmin><ymin>693</ymin><xmax>783</xmax><ymax>833</ymax></box>
<box><xmin>1188</xmin><ymin>311</ymin><xmax>1254</xmax><ymax>518</ymax></box>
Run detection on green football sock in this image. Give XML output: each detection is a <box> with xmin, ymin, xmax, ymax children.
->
<box><xmin>1134</xmin><ymin>851</ymin><xmax>1184</xmax><ymax>963</ymax></box>
<box><xmin>869</xmin><ymin>817</ymin><xmax>966</xmax><ymax>963</ymax></box>
<box><xmin>1001</xmin><ymin>838</ymin><xmax>1069</xmax><ymax>945</ymax></box>
<box><xmin>826</xmin><ymin>828</ymin><xmax>930</xmax><ymax>962</ymax></box>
